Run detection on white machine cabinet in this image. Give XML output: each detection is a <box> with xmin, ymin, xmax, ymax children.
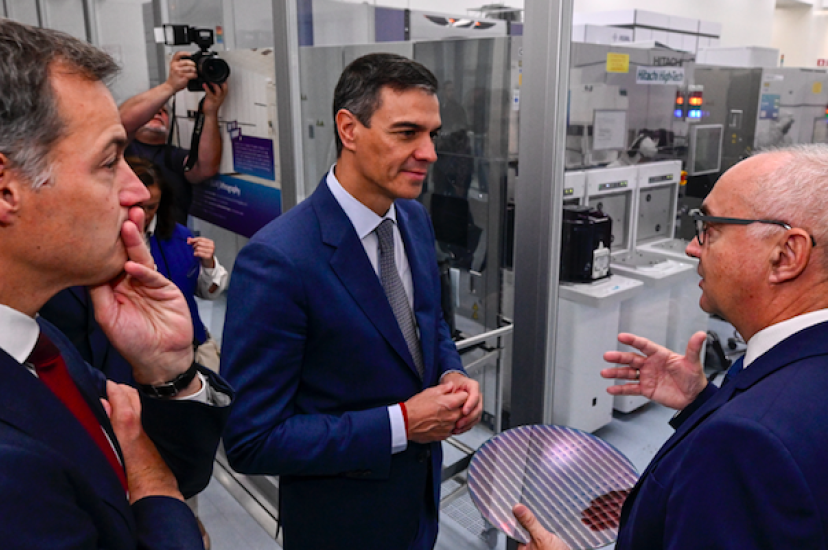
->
<box><xmin>554</xmin><ymin>275</ymin><xmax>644</xmax><ymax>431</ymax></box>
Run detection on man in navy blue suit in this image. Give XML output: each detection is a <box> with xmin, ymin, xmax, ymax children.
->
<box><xmin>514</xmin><ymin>144</ymin><xmax>828</xmax><ymax>550</ymax></box>
<box><xmin>221</xmin><ymin>53</ymin><xmax>482</xmax><ymax>549</ymax></box>
<box><xmin>0</xmin><ymin>19</ymin><xmax>231</xmax><ymax>548</ymax></box>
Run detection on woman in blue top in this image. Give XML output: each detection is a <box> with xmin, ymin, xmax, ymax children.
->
<box><xmin>127</xmin><ymin>157</ymin><xmax>228</xmax><ymax>371</ymax></box>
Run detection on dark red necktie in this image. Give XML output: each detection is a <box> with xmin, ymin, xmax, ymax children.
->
<box><xmin>28</xmin><ymin>331</ymin><xmax>128</xmax><ymax>493</ymax></box>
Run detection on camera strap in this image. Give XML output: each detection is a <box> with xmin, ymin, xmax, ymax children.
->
<box><xmin>184</xmin><ymin>97</ymin><xmax>206</xmax><ymax>172</ymax></box>
<box><xmin>164</xmin><ymin>96</ymin><xmax>179</xmax><ymax>172</ymax></box>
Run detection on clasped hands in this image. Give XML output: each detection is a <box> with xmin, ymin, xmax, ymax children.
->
<box><xmin>404</xmin><ymin>372</ymin><xmax>482</xmax><ymax>443</ymax></box>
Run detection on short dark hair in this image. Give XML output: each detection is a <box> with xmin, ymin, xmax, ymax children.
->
<box><xmin>0</xmin><ymin>19</ymin><xmax>119</xmax><ymax>189</ymax></box>
<box><xmin>332</xmin><ymin>53</ymin><xmax>438</xmax><ymax>157</ymax></box>
<box><xmin>126</xmin><ymin>156</ymin><xmax>176</xmax><ymax>240</ymax></box>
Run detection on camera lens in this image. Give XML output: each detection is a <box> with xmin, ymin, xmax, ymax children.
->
<box><xmin>198</xmin><ymin>57</ymin><xmax>230</xmax><ymax>85</ymax></box>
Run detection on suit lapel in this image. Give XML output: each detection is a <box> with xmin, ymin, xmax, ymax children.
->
<box><xmin>312</xmin><ymin>182</ymin><xmax>421</xmax><ymax>379</ymax></box>
<box><xmin>0</xmin><ymin>345</ymin><xmax>131</xmax><ymax>523</ymax></box>
<box><xmin>397</xmin><ymin>202</ymin><xmax>436</xmax><ymax>382</ymax></box>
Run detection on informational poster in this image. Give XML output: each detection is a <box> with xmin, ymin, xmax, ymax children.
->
<box><xmin>190</xmin><ymin>175</ymin><xmax>281</xmax><ymax>238</ymax></box>
<box><xmin>592</xmin><ymin>110</ymin><xmax>627</xmax><ymax>151</ymax></box>
<box><xmin>172</xmin><ymin>48</ymin><xmax>282</xmax><ymax>235</ymax></box>
<box><xmin>228</xmin><ymin>122</ymin><xmax>276</xmax><ymax>181</ymax></box>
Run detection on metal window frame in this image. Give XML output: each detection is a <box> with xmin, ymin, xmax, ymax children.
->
<box><xmin>510</xmin><ymin>0</ymin><xmax>573</xmax><ymax>428</ymax></box>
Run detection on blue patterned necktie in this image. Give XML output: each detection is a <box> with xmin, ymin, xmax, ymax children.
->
<box><xmin>376</xmin><ymin>219</ymin><xmax>424</xmax><ymax>378</ymax></box>
<box><xmin>722</xmin><ymin>355</ymin><xmax>745</xmax><ymax>386</ymax></box>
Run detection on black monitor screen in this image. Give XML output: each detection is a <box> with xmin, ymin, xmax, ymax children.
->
<box><xmin>431</xmin><ymin>194</ymin><xmax>469</xmax><ymax>248</ymax></box>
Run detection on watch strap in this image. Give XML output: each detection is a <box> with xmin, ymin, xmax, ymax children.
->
<box><xmin>139</xmin><ymin>361</ymin><xmax>200</xmax><ymax>398</ymax></box>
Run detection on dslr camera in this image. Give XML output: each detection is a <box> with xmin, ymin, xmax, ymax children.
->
<box><xmin>161</xmin><ymin>24</ymin><xmax>230</xmax><ymax>92</ymax></box>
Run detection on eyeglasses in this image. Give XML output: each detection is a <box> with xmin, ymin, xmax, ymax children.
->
<box><xmin>689</xmin><ymin>209</ymin><xmax>816</xmax><ymax>247</ymax></box>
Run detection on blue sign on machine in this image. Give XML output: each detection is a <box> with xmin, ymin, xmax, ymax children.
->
<box><xmin>759</xmin><ymin>94</ymin><xmax>780</xmax><ymax>120</ymax></box>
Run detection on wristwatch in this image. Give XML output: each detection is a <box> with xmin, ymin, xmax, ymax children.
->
<box><xmin>139</xmin><ymin>361</ymin><xmax>200</xmax><ymax>398</ymax></box>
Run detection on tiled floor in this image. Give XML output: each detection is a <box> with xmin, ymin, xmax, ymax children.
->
<box><xmin>199</xmin><ymin>476</ymin><xmax>281</xmax><ymax>550</ymax></box>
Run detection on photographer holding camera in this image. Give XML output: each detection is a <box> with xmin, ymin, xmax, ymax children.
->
<box><xmin>120</xmin><ymin>50</ymin><xmax>228</xmax><ymax>225</ymax></box>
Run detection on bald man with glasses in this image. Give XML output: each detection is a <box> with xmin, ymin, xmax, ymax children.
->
<box><xmin>516</xmin><ymin>145</ymin><xmax>828</xmax><ymax>550</ymax></box>
<box><xmin>688</xmin><ymin>208</ymin><xmax>817</xmax><ymax>248</ymax></box>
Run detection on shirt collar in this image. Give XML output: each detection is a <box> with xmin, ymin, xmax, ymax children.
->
<box><xmin>744</xmin><ymin>308</ymin><xmax>828</xmax><ymax>367</ymax></box>
<box><xmin>325</xmin><ymin>165</ymin><xmax>397</xmax><ymax>239</ymax></box>
<box><xmin>0</xmin><ymin>304</ymin><xmax>40</xmax><ymax>364</ymax></box>
<box><xmin>145</xmin><ymin>215</ymin><xmax>158</xmax><ymax>238</ymax></box>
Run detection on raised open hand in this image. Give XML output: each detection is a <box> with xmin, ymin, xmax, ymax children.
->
<box><xmin>601</xmin><ymin>331</ymin><xmax>708</xmax><ymax>411</ymax></box>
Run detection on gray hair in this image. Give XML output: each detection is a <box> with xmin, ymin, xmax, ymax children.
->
<box><xmin>0</xmin><ymin>19</ymin><xmax>119</xmax><ymax>188</ymax></box>
<box><xmin>747</xmin><ymin>144</ymin><xmax>828</xmax><ymax>267</ymax></box>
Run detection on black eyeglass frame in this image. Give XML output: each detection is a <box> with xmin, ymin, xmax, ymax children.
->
<box><xmin>689</xmin><ymin>209</ymin><xmax>816</xmax><ymax>247</ymax></box>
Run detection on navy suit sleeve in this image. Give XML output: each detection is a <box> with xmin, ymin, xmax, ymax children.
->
<box><xmin>0</xmin><ymin>434</ymin><xmax>204</xmax><ymax>549</ymax></box>
<box><xmin>436</xmin><ymin>317</ymin><xmax>463</xmax><ymax>378</ymax></box>
<box><xmin>139</xmin><ymin>368</ymin><xmax>234</xmax><ymax>498</ymax></box>
<box><xmin>662</xmin><ymin>415</ymin><xmax>821</xmax><ymax>549</ymax></box>
<box><xmin>132</xmin><ymin>496</ymin><xmax>204</xmax><ymax>550</ymax></box>
<box><xmin>221</xmin><ymin>240</ymin><xmax>393</xmax><ymax>478</ymax></box>
<box><xmin>89</xmin><ymin>363</ymin><xmax>233</xmax><ymax>499</ymax></box>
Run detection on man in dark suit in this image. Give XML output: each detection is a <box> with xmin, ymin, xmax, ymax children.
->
<box><xmin>221</xmin><ymin>53</ymin><xmax>482</xmax><ymax>550</ymax></box>
<box><xmin>0</xmin><ymin>20</ymin><xmax>232</xmax><ymax>548</ymax></box>
<box><xmin>514</xmin><ymin>144</ymin><xmax>828</xmax><ymax>550</ymax></box>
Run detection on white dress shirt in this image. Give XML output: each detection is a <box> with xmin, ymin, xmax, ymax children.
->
<box><xmin>326</xmin><ymin>167</ymin><xmax>415</xmax><ymax>454</ymax></box>
<box><xmin>739</xmin><ymin>308</ymin><xmax>828</xmax><ymax>370</ymax></box>
<box><xmin>0</xmin><ymin>303</ymin><xmax>40</xmax><ymax>365</ymax></box>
